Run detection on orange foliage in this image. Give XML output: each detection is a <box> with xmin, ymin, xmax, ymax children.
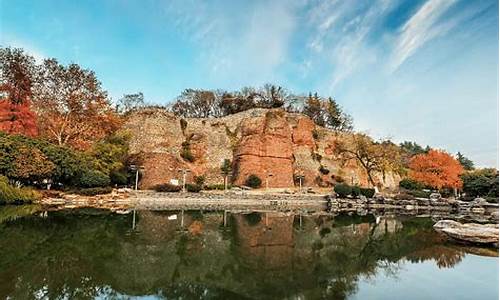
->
<box><xmin>0</xmin><ymin>99</ymin><xmax>38</xmax><ymax>137</ymax></box>
<box><xmin>409</xmin><ymin>149</ymin><xmax>463</xmax><ymax>189</ymax></box>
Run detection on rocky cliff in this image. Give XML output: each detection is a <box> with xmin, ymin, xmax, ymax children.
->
<box><xmin>124</xmin><ymin>108</ymin><xmax>400</xmax><ymax>189</ymax></box>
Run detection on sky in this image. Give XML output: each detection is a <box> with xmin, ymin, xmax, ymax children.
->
<box><xmin>1</xmin><ymin>0</ymin><xmax>498</xmax><ymax>167</ymax></box>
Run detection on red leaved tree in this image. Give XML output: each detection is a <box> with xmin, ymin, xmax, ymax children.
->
<box><xmin>0</xmin><ymin>47</ymin><xmax>38</xmax><ymax>136</ymax></box>
<box><xmin>409</xmin><ymin>149</ymin><xmax>464</xmax><ymax>189</ymax></box>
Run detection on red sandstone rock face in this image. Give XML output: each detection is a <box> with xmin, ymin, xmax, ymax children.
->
<box><xmin>234</xmin><ymin>111</ymin><xmax>294</xmax><ymax>188</ymax></box>
<box><xmin>292</xmin><ymin>116</ymin><xmax>316</xmax><ymax>148</ymax></box>
<box><xmin>125</xmin><ymin>108</ymin><xmax>401</xmax><ymax>190</ymax></box>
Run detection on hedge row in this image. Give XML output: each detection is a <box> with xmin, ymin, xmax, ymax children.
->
<box><xmin>334</xmin><ymin>183</ymin><xmax>375</xmax><ymax>198</ymax></box>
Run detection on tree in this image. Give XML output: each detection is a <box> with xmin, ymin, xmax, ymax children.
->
<box><xmin>116</xmin><ymin>92</ymin><xmax>145</xmax><ymax>115</ymax></box>
<box><xmin>324</xmin><ymin>97</ymin><xmax>353</xmax><ymax>132</ymax></box>
<box><xmin>333</xmin><ymin>134</ymin><xmax>403</xmax><ymax>186</ymax></box>
<box><xmin>303</xmin><ymin>93</ymin><xmax>353</xmax><ymax>131</ymax></box>
<box><xmin>400</xmin><ymin>141</ymin><xmax>428</xmax><ymax>156</ymax></box>
<box><xmin>32</xmin><ymin>58</ymin><xmax>120</xmax><ymax>150</ymax></box>
<box><xmin>409</xmin><ymin>150</ymin><xmax>463</xmax><ymax>189</ymax></box>
<box><xmin>303</xmin><ymin>93</ymin><xmax>324</xmax><ymax>126</ymax></box>
<box><xmin>0</xmin><ymin>101</ymin><xmax>38</xmax><ymax>137</ymax></box>
<box><xmin>220</xmin><ymin>159</ymin><xmax>232</xmax><ymax>190</ymax></box>
<box><xmin>0</xmin><ymin>47</ymin><xmax>38</xmax><ymax>136</ymax></box>
<box><xmin>461</xmin><ymin>168</ymin><xmax>498</xmax><ymax>197</ymax></box>
<box><xmin>9</xmin><ymin>146</ymin><xmax>55</xmax><ymax>184</ymax></box>
<box><xmin>456</xmin><ymin>152</ymin><xmax>474</xmax><ymax>171</ymax></box>
<box><xmin>170</xmin><ymin>89</ymin><xmax>224</xmax><ymax>118</ymax></box>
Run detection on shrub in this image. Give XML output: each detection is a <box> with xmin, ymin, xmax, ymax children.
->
<box><xmin>351</xmin><ymin>186</ymin><xmax>361</xmax><ymax>198</ymax></box>
<box><xmin>245</xmin><ymin>174</ymin><xmax>262</xmax><ymax>189</ymax></box>
<box><xmin>110</xmin><ymin>170</ymin><xmax>128</xmax><ymax>186</ymax></box>
<box><xmin>194</xmin><ymin>175</ymin><xmax>205</xmax><ymax>186</ymax></box>
<box><xmin>319</xmin><ymin>165</ymin><xmax>330</xmax><ymax>175</ymax></box>
<box><xmin>153</xmin><ymin>183</ymin><xmax>182</xmax><ymax>192</ymax></box>
<box><xmin>205</xmin><ymin>184</ymin><xmax>232</xmax><ymax>190</ymax></box>
<box><xmin>180</xmin><ymin>142</ymin><xmax>195</xmax><ymax>162</ymax></box>
<box><xmin>74</xmin><ymin>187</ymin><xmax>113</xmax><ymax>196</ymax></box>
<box><xmin>408</xmin><ymin>190</ymin><xmax>431</xmax><ymax>198</ymax></box>
<box><xmin>360</xmin><ymin>188</ymin><xmax>376</xmax><ymax>198</ymax></box>
<box><xmin>186</xmin><ymin>183</ymin><xmax>202</xmax><ymax>193</ymax></box>
<box><xmin>0</xmin><ymin>177</ymin><xmax>40</xmax><ymax>204</ymax></box>
<box><xmin>180</xmin><ymin>119</ymin><xmax>188</xmax><ymax>134</ymax></box>
<box><xmin>399</xmin><ymin>178</ymin><xmax>424</xmax><ymax>190</ymax></box>
<box><xmin>334</xmin><ymin>184</ymin><xmax>352</xmax><ymax>198</ymax></box>
<box><xmin>312</xmin><ymin>129</ymin><xmax>319</xmax><ymax>140</ymax></box>
<box><xmin>78</xmin><ymin>169</ymin><xmax>111</xmax><ymax>188</ymax></box>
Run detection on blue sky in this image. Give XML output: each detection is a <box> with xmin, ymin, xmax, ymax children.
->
<box><xmin>1</xmin><ymin>0</ymin><xmax>498</xmax><ymax>167</ymax></box>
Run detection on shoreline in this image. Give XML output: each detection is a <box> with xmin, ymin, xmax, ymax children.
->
<box><xmin>32</xmin><ymin>190</ymin><xmax>499</xmax><ymax>223</ymax></box>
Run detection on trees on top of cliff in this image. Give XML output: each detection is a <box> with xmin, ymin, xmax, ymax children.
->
<box><xmin>170</xmin><ymin>84</ymin><xmax>298</xmax><ymax>118</ymax></box>
<box><xmin>32</xmin><ymin>58</ymin><xmax>121</xmax><ymax>150</ymax></box>
<box><xmin>409</xmin><ymin>150</ymin><xmax>464</xmax><ymax>189</ymax></box>
<box><xmin>302</xmin><ymin>93</ymin><xmax>353</xmax><ymax>132</ymax></box>
<box><xmin>456</xmin><ymin>152</ymin><xmax>474</xmax><ymax>171</ymax></box>
<box><xmin>169</xmin><ymin>84</ymin><xmax>354</xmax><ymax>132</ymax></box>
<box><xmin>116</xmin><ymin>92</ymin><xmax>145</xmax><ymax>115</ymax></box>
<box><xmin>333</xmin><ymin>134</ymin><xmax>403</xmax><ymax>187</ymax></box>
<box><xmin>0</xmin><ymin>47</ymin><xmax>38</xmax><ymax>137</ymax></box>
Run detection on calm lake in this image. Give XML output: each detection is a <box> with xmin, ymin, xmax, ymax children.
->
<box><xmin>0</xmin><ymin>206</ymin><xmax>498</xmax><ymax>300</ymax></box>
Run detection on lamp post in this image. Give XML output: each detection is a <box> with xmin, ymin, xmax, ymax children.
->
<box><xmin>178</xmin><ymin>168</ymin><xmax>191</xmax><ymax>193</ymax></box>
<box><xmin>129</xmin><ymin>165</ymin><xmax>145</xmax><ymax>190</ymax></box>
<box><xmin>266</xmin><ymin>172</ymin><xmax>274</xmax><ymax>190</ymax></box>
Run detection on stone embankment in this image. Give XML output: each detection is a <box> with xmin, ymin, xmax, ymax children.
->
<box><xmin>38</xmin><ymin>190</ymin><xmax>498</xmax><ymax>224</ymax></box>
<box><xmin>329</xmin><ymin>196</ymin><xmax>499</xmax><ymax>224</ymax></box>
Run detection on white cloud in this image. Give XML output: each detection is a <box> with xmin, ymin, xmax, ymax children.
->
<box><xmin>161</xmin><ymin>0</ymin><xmax>298</xmax><ymax>87</ymax></box>
<box><xmin>390</xmin><ymin>0</ymin><xmax>457</xmax><ymax>71</ymax></box>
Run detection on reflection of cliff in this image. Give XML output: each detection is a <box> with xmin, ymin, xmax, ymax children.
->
<box><xmin>1</xmin><ymin>210</ymin><xmax>497</xmax><ymax>300</ymax></box>
<box><xmin>233</xmin><ymin>212</ymin><xmax>294</xmax><ymax>270</ymax></box>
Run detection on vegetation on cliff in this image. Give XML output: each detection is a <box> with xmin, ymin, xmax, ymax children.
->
<box><xmin>0</xmin><ymin>46</ymin><xmax>492</xmax><ymax>197</ymax></box>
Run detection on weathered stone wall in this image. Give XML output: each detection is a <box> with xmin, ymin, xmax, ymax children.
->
<box><xmin>124</xmin><ymin>108</ymin><xmax>401</xmax><ymax>189</ymax></box>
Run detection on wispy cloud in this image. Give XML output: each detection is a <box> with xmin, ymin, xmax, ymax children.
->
<box><xmin>161</xmin><ymin>0</ymin><xmax>298</xmax><ymax>86</ymax></box>
<box><xmin>390</xmin><ymin>0</ymin><xmax>457</xmax><ymax>71</ymax></box>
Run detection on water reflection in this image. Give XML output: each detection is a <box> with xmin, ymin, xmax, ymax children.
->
<box><xmin>0</xmin><ymin>207</ymin><xmax>497</xmax><ymax>299</ymax></box>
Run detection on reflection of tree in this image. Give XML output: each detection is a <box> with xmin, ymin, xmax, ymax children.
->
<box><xmin>407</xmin><ymin>246</ymin><xmax>465</xmax><ymax>269</ymax></box>
<box><xmin>0</xmin><ymin>209</ymin><xmax>495</xmax><ymax>300</ymax></box>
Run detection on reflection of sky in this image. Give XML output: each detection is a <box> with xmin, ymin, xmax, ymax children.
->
<box><xmin>352</xmin><ymin>254</ymin><xmax>499</xmax><ymax>300</ymax></box>
<box><xmin>1</xmin><ymin>0</ymin><xmax>498</xmax><ymax>167</ymax></box>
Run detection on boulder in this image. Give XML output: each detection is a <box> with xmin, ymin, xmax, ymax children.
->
<box><xmin>429</xmin><ymin>193</ymin><xmax>442</xmax><ymax>201</ymax></box>
<box><xmin>471</xmin><ymin>197</ymin><xmax>487</xmax><ymax>207</ymax></box>
<box><xmin>433</xmin><ymin>220</ymin><xmax>499</xmax><ymax>245</ymax></box>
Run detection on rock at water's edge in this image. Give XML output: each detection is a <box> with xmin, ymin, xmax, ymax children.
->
<box><xmin>433</xmin><ymin>220</ymin><xmax>499</xmax><ymax>245</ymax></box>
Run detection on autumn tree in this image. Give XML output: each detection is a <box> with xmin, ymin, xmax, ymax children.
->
<box><xmin>333</xmin><ymin>134</ymin><xmax>403</xmax><ymax>186</ymax></box>
<box><xmin>0</xmin><ymin>47</ymin><xmax>38</xmax><ymax>136</ymax></box>
<box><xmin>9</xmin><ymin>146</ymin><xmax>55</xmax><ymax>184</ymax></box>
<box><xmin>32</xmin><ymin>58</ymin><xmax>120</xmax><ymax>150</ymax></box>
<box><xmin>409</xmin><ymin>150</ymin><xmax>464</xmax><ymax>189</ymax></box>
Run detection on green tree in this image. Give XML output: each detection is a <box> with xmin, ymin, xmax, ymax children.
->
<box><xmin>461</xmin><ymin>168</ymin><xmax>498</xmax><ymax>197</ymax></box>
<box><xmin>456</xmin><ymin>152</ymin><xmax>474</xmax><ymax>171</ymax></box>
